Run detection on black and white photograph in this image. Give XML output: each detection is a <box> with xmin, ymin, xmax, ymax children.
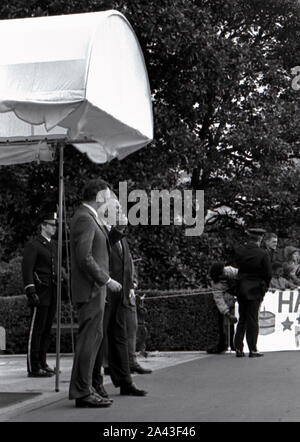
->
<box><xmin>0</xmin><ymin>0</ymin><xmax>300</xmax><ymax>430</ymax></box>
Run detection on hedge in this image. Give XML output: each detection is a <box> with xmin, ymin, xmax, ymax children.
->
<box><xmin>0</xmin><ymin>295</ymin><xmax>30</xmax><ymax>354</ymax></box>
<box><xmin>0</xmin><ymin>295</ymin><xmax>76</xmax><ymax>354</ymax></box>
<box><xmin>143</xmin><ymin>293</ymin><xmax>220</xmax><ymax>351</ymax></box>
<box><xmin>0</xmin><ymin>292</ymin><xmax>220</xmax><ymax>354</ymax></box>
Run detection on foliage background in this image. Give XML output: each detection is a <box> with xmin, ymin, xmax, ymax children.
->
<box><xmin>0</xmin><ymin>0</ymin><xmax>300</xmax><ymax>351</ymax></box>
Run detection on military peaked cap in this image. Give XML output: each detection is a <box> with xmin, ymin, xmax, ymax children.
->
<box><xmin>39</xmin><ymin>212</ymin><xmax>58</xmax><ymax>224</ymax></box>
<box><xmin>247</xmin><ymin>228</ymin><xmax>266</xmax><ymax>237</ymax></box>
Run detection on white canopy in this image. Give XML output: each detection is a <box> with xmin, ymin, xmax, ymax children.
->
<box><xmin>0</xmin><ymin>10</ymin><xmax>153</xmax><ymax>164</ymax></box>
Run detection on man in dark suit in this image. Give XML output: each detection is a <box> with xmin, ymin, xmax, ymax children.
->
<box><xmin>92</xmin><ymin>198</ymin><xmax>147</xmax><ymax>397</ymax></box>
<box><xmin>22</xmin><ymin>212</ymin><xmax>59</xmax><ymax>378</ymax></box>
<box><xmin>262</xmin><ymin>232</ymin><xmax>279</xmax><ymax>263</ymax></box>
<box><xmin>68</xmin><ymin>178</ymin><xmax>122</xmax><ymax>408</ymax></box>
<box><xmin>234</xmin><ymin>228</ymin><xmax>272</xmax><ymax>358</ymax></box>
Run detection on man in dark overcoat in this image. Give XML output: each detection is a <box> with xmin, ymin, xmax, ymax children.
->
<box><xmin>22</xmin><ymin>212</ymin><xmax>58</xmax><ymax>377</ymax></box>
<box><xmin>234</xmin><ymin>228</ymin><xmax>272</xmax><ymax>358</ymax></box>
<box><xmin>92</xmin><ymin>199</ymin><xmax>148</xmax><ymax>397</ymax></box>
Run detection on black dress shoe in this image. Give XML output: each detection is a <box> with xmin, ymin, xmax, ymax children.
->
<box><xmin>249</xmin><ymin>351</ymin><xmax>264</xmax><ymax>358</ymax></box>
<box><xmin>236</xmin><ymin>350</ymin><xmax>245</xmax><ymax>358</ymax></box>
<box><xmin>94</xmin><ymin>384</ymin><xmax>109</xmax><ymax>398</ymax></box>
<box><xmin>206</xmin><ymin>349</ymin><xmax>226</xmax><ymax>354</ymax></box>
<box><xmin>28</xmin><ymin>369</ymin><xmax>54</xmax><ymax>378</ymax></box>
<box><xmin>93</xmin><ymin>385</ymin><xmax>113</xmax><ymax>403</ymax></box>
<box><xmin>130</xmin><ymin>364</ymin><xmax>152</xmax><ymax>374</ymax></box>
<box><xmin>75</xmin><ymin>394</ymin><xmax>112</xmax><ymax>408</ymax></box>
<box><xmin>120</xmin><ymin>383</ymin><xmax>148</xmax><ymax>396</ymax></box>
<box><xmin>41</xmin><ymin>364</ymin><xmax>56</xmax><ymax>374</ymax></box>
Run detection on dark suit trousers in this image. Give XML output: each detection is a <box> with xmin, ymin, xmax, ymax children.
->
<box><xmin>93</xmin><ymin>291</ymin><xmax>132</xmax><ymax>389</ymax></box>
<box><xmin>125</xmin><ymin>305</ymin><xmax>138</xmax><ymax>366</ymax></box>
<box><xmin>234</xmin><ymin>299</ymin><xmax>261</xmax><ymax>352</ymax></box>
<box><xmin>69</xmin><ymin>294</ymin><xmax>106</xmax><ymax>400</ymax></box>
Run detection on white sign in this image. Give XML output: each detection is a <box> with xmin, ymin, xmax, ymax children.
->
<box><xmin>238</xmin><ymin>289</ymin><xmax>300</xmax><ymax>352</ymax></box>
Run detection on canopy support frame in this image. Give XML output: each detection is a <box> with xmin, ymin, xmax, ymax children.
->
<box><xmin>55</xmin><ymin>142</ymin><xmax>64</xmax><ymax>392</ymax></box>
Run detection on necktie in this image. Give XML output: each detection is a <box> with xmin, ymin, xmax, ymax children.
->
<box><xmin>117</xmin><ymin>241</ymin><xmax>123</xmax><ymax>255</ymax></box>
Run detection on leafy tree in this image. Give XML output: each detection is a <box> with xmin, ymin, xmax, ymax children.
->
<box><xmin>0</xmin><ymin>0</ymin><xmax>300</xmax><ymax>292</ymax></box>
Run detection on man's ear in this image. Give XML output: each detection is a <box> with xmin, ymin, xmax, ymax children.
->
<box><xmin>96</xmin><ymin>190</ymin><xmax>107</xmax><ymax>203</ymax></box>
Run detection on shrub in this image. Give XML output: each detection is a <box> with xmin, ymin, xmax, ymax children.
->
<box><xmin>0</xmin><ymin>293</ymin><xmax>220</xmax><ymax>354</ymax></box>
<box><xmin>142</xmin><ymin>292</ymin><xmax>220</xmax><ymax>351</ymax></box>
<box><xmin>0</xmin><ymin>295</ymin><xmax>77</xmax><ymax>354</ymax></box>
<box><xmin>0</xmin><ymin>295</ymin><xmax>29</xmax><ymax>353</ymax></box>
<box><xmin>0</xmin><ymin>255</ymin><xmax>24</xmax><ymax>297</ymax></box>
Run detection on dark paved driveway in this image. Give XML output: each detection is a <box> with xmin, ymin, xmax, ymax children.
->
<box><xmin>6</xmin><ymin>351</ymin><xmax>300</xmax><ymax>422</ymax></box>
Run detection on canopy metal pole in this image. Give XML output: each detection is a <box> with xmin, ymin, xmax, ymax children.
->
<box><xmin>63</xmin><ymin>194</ymin><xmax>75</xmax><ymax>353</ymax></box>
<box><xmin>55</xmin><ymin>142</ymin><xmax>64</xmax><ymax>392</ymax></box>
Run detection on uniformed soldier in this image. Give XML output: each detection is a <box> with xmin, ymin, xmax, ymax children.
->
<box><xmin>234</xmin><ymin>228</ymin><xmax>272</xmax><ymax>358</ymax></box>
<box><xmin>22</xmin><ymin>212</ymin><xmax>58</xmax><ymax>377</ymax></box>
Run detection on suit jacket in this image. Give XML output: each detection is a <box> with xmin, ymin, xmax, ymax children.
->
<box><xmin>22</xmin><ymin>235</ymin><xmax>58</xmax><ymax>306</ymax></box>
<box><xmin>234</xmin><ymin>241</ymin><xmax>272</xmax><ymax>301</ymax></box>
<box><xmin>108</xmin><ymin>238</ymin><xmax>135</xmax><ymax>308</ymax></box>
<box><xmin>70</xmin><ymin>205</ymin><xmax>111</xmax><ymax>305</ymax></box>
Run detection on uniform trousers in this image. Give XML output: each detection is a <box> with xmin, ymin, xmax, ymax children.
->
<box><xmin>93</xmin><ymin>291</ymin><xmax>132</xmax><ymax>389</ymax></box>
<box><xmin>234</xmin><ymin>298</ymin><xmax>261</xmax><ymax>352</ymax></box>
<box><xmin>27</xmin><ymin>299</ymin><xmax>56</xmax><ymax>373</ymax></box>
<box><xmin>69</xmin><ymin>293</ymin><xmax>106</xmax><ymax>400</ymax></box>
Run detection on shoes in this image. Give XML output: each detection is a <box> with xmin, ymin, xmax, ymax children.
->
<box><xmin>120</xmin><ymin>383</ymin><xmax>148</xmax><ymax>396</ymax></box>
<box><xmin>249</xmin><ymin>351</ymin><xmax>264</xmax><ymax>358</ymax></box>
<box><xmin>94</xmin><ymin>384</ymin><xmax>109</xmax><ymax>398</ymax></box>
<box><xmin>235</xmin><ymin>350</ymin><xmax>245</xmax><ymax>358</ymax></box>
<box><xmin>206</xmin><ymin>349</ymin><xmax>226</xmax><ymax>354</ymax></box>
<box><xmin>93</xmin><ymin>384</ymin><xmax>113</xmax><ymax>403</ymax></box>
<box><xmin>28</xmin><ymin>368</ymin><xmax>54</xmax><ymax>378</ymax></box>
<box><xmin>75</xmin><ymin>393</ymin><xmax>112</xmax><ymax>408</ymax></box>
<box><xmin>130</xmin><ymin>364</ymin><xmax>152</xmax><ymax>374</ymax></box>
<box><xmin>41</xmin><ymin>364</ymin><xmax>56</xmax><ymax>374</ymax></box>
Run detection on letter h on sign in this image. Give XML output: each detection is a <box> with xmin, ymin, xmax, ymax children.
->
<box><xmin>278</xmin><ymin>291</ymin><xmax>294</xmax><ymax>313</ymax></box>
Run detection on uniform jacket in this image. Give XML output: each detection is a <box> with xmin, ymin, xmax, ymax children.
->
<box><xmin>108</xmin><ymin>237</ymin><xmax>136</xmax><ymax>309</ymax></box>
<box><xmin>234</xmin><ymin>242</ymin><xmax>272</xmax><ymax>301</ymax></box>
<box><xmin>22</xmin><ymin>235</ymin><xmax>58</xmax><ymax>306</ymax></box>
<box><xmin>70</xmin><ymin>205</ymin><xmax>111</xmax><ymax>305</ymax></box>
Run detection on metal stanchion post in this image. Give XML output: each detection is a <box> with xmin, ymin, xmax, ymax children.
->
<box><xmin>228</xmin><ymin>319</ymin><xmax>231</xmax><ymax>353</ymax></box>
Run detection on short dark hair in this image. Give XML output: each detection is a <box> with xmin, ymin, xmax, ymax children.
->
<box><xmin>209</xmin><ymin>262</ymin><xmax>225</xmax><ymax>283</ymax></box>
<box><xmin>82</xmin><ymin>178</ymin><xmax>109</xmax><ymax>202</ymax></box>
<box><xmin>264</xmin><ymin>232</ymin><xmax>278</xmax><ymax>241</ymax></box>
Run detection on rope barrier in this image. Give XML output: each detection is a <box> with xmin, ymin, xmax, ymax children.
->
<box><xmin>136</xmin><ymin>287</ymin><xmax>299</xmax><ymax>301</ymax></box>
<box><xmin>136</xmin><ymin>288</ymin><xmax>213</xmax><ymax>295</ymax></box>
<box><xmin>140</xmin><ymin>292</ymin><xmax>211</xmax><ymax>300</ymax></box>
<box><xmin>136</xmin><ymin>287</ymin><xmax>226</xmax><ymax>301</ymax></box>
